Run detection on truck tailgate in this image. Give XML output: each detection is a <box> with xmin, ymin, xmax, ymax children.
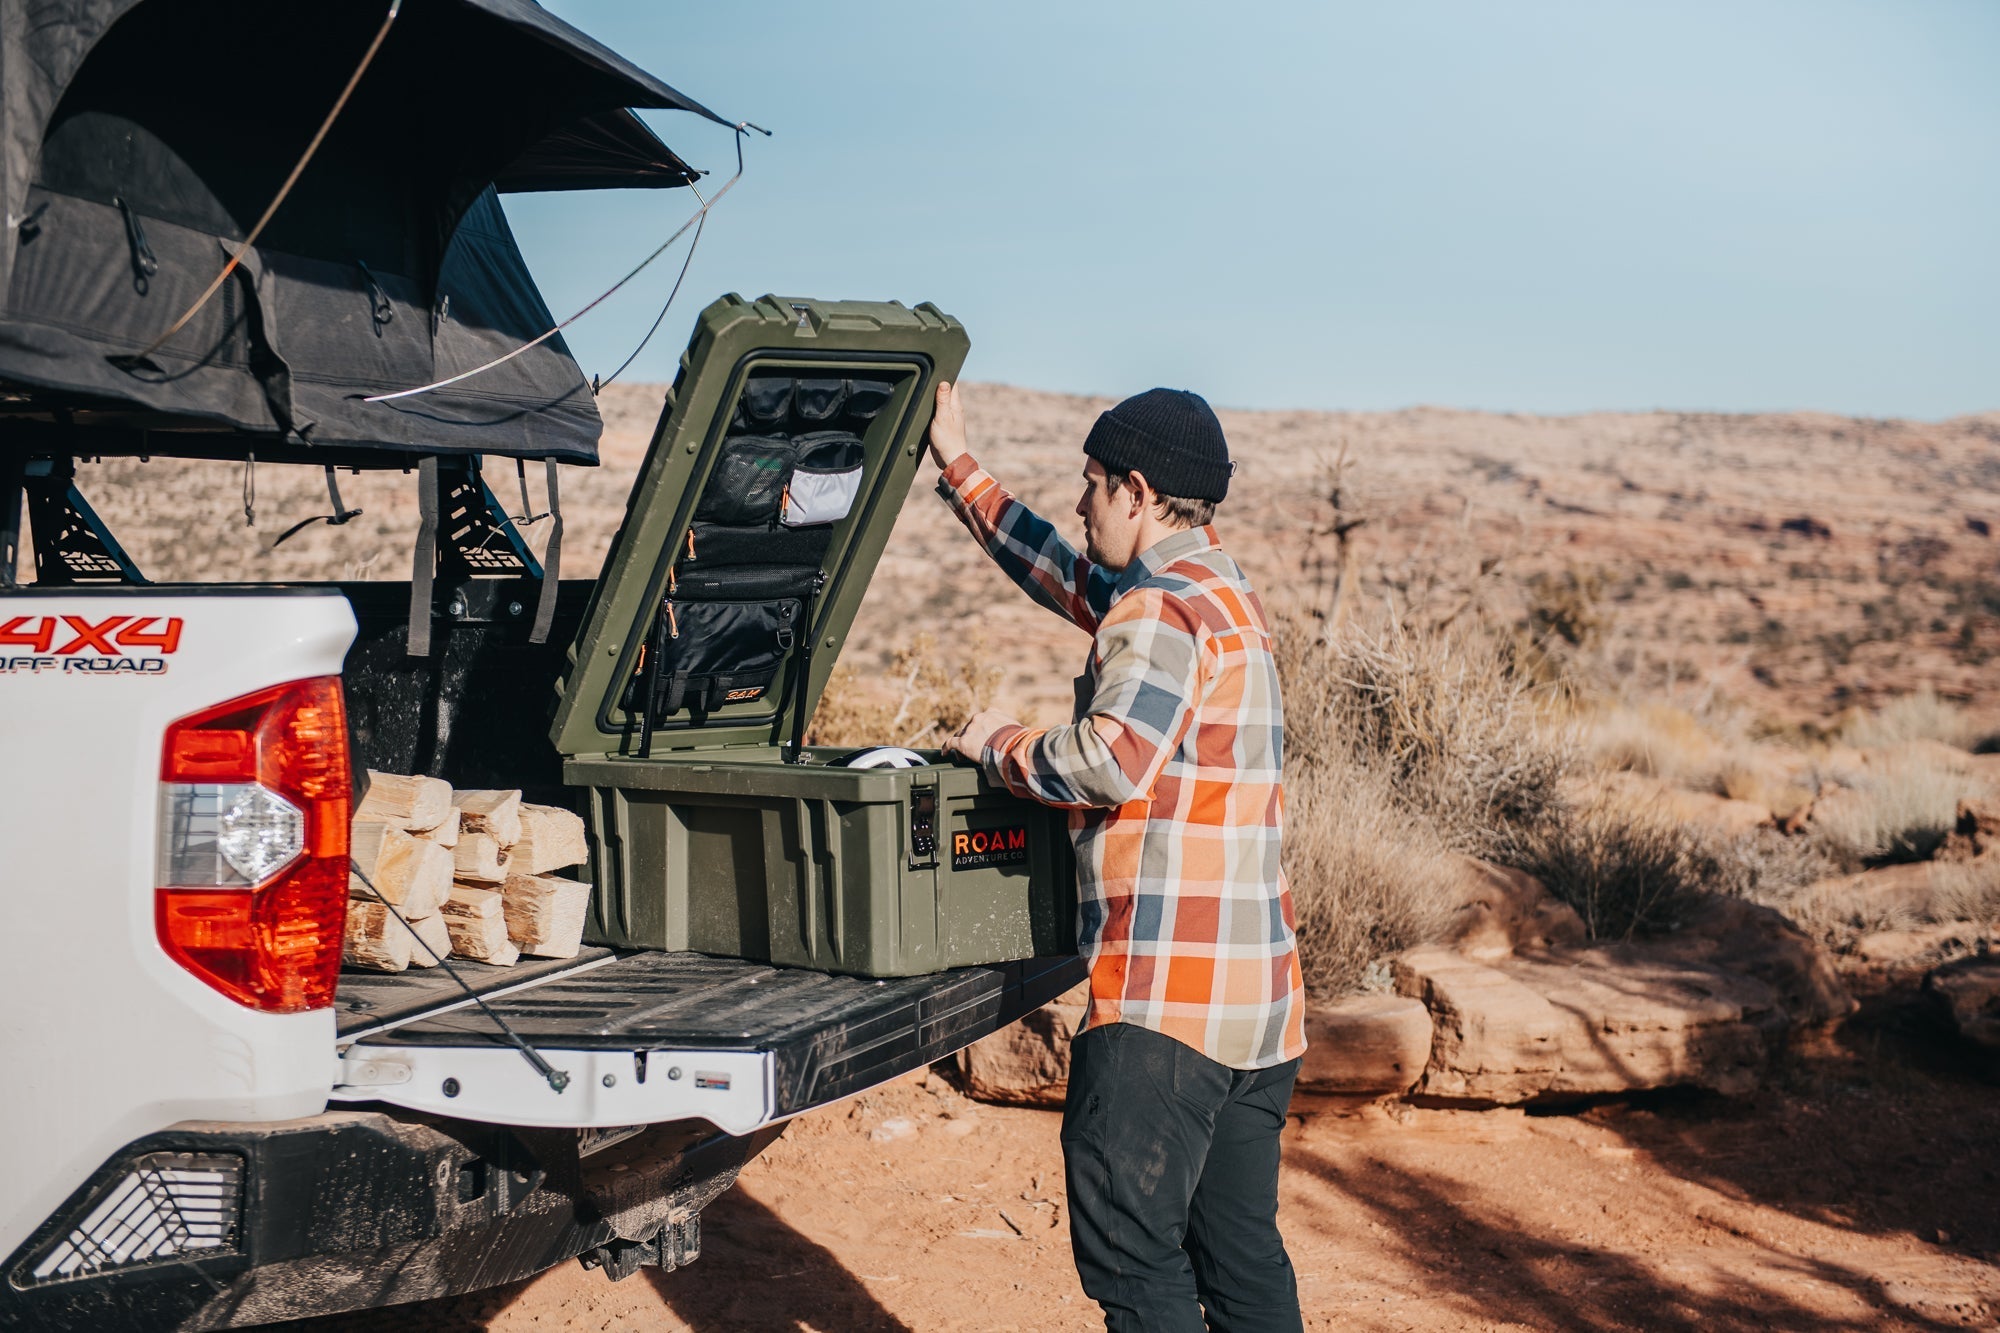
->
<box><xmin>332</xmin><ymin>951</ymin><xmax>1083</xmax><ymax>1133</ymax></box>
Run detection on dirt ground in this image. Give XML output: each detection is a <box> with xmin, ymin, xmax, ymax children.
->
<box><xmin>283</xmin><ymin>982</ymin><xmax>1999</xmax><ymax>1333</ymax></box>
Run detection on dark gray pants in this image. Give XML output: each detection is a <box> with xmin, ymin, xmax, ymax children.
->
<box><xmin>1061</xmin><ymin>1022</ymin><xmax>1304</xmax><ymax>1332</ymax></box>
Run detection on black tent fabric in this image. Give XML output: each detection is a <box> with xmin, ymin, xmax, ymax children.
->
<box><xmin>0</xmin><ymin>0</ymin><xmax>727</xmax><ymax>464</ymax></box>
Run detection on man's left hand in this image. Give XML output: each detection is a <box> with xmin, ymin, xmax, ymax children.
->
<box><xmin>946</xmin><ymin>709</ymin><xmax>1017</xmax><ymax>763</ymax></box>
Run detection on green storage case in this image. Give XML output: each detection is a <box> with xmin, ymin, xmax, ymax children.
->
<box><xmin>552</xmin><ymin>295</ymin><xmax>1078</xmax><ymax>977</ymax></box>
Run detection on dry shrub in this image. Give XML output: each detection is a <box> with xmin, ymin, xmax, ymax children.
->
<box><xmin>1840</xmin><ymin>688</ymin><xmax>1980</xmax><ymax>751</ymax></box>
<box><xmin>1584</xmin><ymin>704</ymin><xmax>1735</xmax><ymax>791</ymax></box>
<box><xmin>1276</xmin><ymin>611</ymin><xmax>1572</xmax><ymax>991</ymax></box>
<box><xmin>1503</xmin><ymin>798</ymin><xmax>1728</xmax><ymax>939</ymax></box>
<box><xmin>1281</xmin><ymin>614</ymin><xmax>1571</xmax><ymax>859</ymax></box>
<box><xmin>1934</xmin><ymin>857</ymin><xmax>2000</xmax><ymax>928</ymax></box>
<box><xmin>1285</xmin><ymin>762</ymin><xmax>1457</xmax><ymax>999</ymax></box>
<box><xmin>1807</xmin><ymin>750</ymin><xmax>1974</xmax><ymax>868</ymax></box>
<box><xmin>1507</xmin><ymin>796</ymin><xmax>1831</xmax><ymax>939</ymax></box>
<box><xmin>1279</xmin><ymin>611</ymin><xmax>1842</xmax><ymax>951</ymax></box>
<box><xmin>807</xmin><ymin>632</ymin><xmax>1001</xmax><ymax>750</ymax></box>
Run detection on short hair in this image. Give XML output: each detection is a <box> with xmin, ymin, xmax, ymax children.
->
<box><xmin>1104</xmin><ymin>469</ymin><xmax>1217</xmax><ymax>529</ymax></box>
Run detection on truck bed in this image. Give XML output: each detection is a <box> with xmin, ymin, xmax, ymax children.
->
<box><xmin>333</xmin><ymin>950</ymin><xmax>1084</xmax><ymax>1129</ymax></box>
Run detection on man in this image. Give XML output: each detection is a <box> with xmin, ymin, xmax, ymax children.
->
<box><xmin>929</xmin><ymin>381</ymin><xmax>1306</xmax><ymax>1333</ymax></box>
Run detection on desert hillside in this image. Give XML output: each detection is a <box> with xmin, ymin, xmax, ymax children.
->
<box><xmin>68</xmin><ymin>382</ymin><xmax>2000</xmax><ymax>736</ymax></box>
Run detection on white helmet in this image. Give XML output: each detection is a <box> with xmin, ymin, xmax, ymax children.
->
<box><xmin>840</xmin><ymin>746</ymin><xmax>929</xmax><ymax>769</ymax></box>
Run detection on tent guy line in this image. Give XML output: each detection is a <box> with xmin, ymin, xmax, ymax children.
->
<box><xmin>362</xmin><ymin>123</ymin><xmax>768</xmax><ymax>406</ymax></box>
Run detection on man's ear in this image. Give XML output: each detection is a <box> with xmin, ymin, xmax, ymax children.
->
<box><xmin>1123</xmin><ymin>469</ymin><xmax>1152</xmax><ymax>518</ymax></box>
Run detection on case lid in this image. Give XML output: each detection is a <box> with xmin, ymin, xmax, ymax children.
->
<box><xmin>551</xmin><ymin>294</ymin><xmax>969</xmax><ymax>756</ymax></box>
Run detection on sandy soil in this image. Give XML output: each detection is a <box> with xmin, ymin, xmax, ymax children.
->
<box><xmin>282</xmin><ymin>982</ymin><xmax>1999</xmax><ymax>1333</ymax></box>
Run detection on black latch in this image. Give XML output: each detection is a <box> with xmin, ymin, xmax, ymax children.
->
<box><xmin>908</xmin><ymin>783</ymin><xmax>938</xmax><ymax>870</ymax></box>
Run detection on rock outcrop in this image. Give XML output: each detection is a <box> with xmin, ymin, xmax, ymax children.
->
<box><xmin>1393</xmin><ymin>941</ymin><xmax>1789</xmax><ymax>1104</ymax></box>
<box><xmin>1392</xmin><ymin>948</ymin><xmax>1564</xmax><ymax>1103</ymax></box>
<box><xmin>1649</xmin><ymin>896</ymin><xmax>1855</xmax><ymax>1026</ymax></box>
<box><xmin>1494</xmin><ymin>947</ymin><xmax>1778</xmax><ymax>1098</ymax></box>
<box><xmin>1440</xmin><ymin>857</ymin><xmax>1586</xmax><ymax>959</ymax></box>
<box><xmin>1297</xmin><ymin>995</ymin><xmax>1433</xmax><ymax>1098</ymax></box>
<box><xmin>953</xmin><ymin>984</ymin><xmax>1088</xmax><ymax>1107</ymax></box>
<box><xmin>1924</xmin><ymin>956</ymin><xmax>2000</xmax><ymax>1054</ymax></box>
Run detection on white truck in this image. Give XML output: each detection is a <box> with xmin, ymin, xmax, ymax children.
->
<box><xmin>0</xmin><ymin>410</ymin><xmax>1077</xmax><ymax>1330</ymax></box>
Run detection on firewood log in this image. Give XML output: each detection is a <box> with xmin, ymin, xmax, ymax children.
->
<box><xmin>452</xmin><ymin>832</ymin><xmax>508</xmax><ymax>884</ymax></box>
<box><xmin>452</xmin><ymin>789</ymin><xmax>523</xmax><ymax>847</ymax></box>
<box><xmin>407</xmin><ymin>911</ymin><xmax>452</xmax><ymax>967</ymax></box>
<box><xmin>501</xmin><ymin>873</ymin><xmax>591</xmax><ymax>959</ymax></box>
<box><xmin>441</xmin><ymin>886</ymin><xmax>513</xmax><ymax>963</ymax></box>
<box><xmin>343</xmin><ymin>900</ymin><xmax>413</xmax><ymax>972</ymax></box>
<box><xmin>348</xmin><ymin>823</ymin><xmax>448</xmax><ymax>917</ymax></box>
<box><xmin>355</xmin><ymin>771</ymin><xmax>452</xmax><ymax>832</ymax></box>
<box><xmin>511</xmin><ymin>804</ymin><xmax>588</xmax><ymax>875</ymax></box>
<box><xmin>418</xmin><ymin>807</ymin><xmax>461</xmax><ymax>849</ymax></box>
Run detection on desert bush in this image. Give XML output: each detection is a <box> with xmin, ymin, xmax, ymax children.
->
<box><xmin>1285</xmin><ymin>762</ymin><xmax>1457</xmax><ymax>998</ymax></box>
<box><xmin>1279</xmin><ymin>614</ymin><xmax>1572</xmax><ymax>859</ymax></box>
<box><xmin>1279</xmin><ymin>607</ymin><xmax>1863</xmax><ymax>951</ymax></box>
<box><xmin>1584</xmin><ymin>704</ymin><xmax>1734</xmax><ymax>791</ymax></box>
<box><xmin>807</xmin><ymin>632</ymin><xmax>1001</xmax><ymax>750</ymax></box>
<box><xmin>1500</xmin><ymin>798</ymin><xmax>1724</xmax><ymax>939</ymax></box>
<box><xmin>1934</xmin><ymin>856</ymin><xmax>2000</xmax><ymax>928</ymax></box>
<box><xmin>1840</xmin><ymin>688</ymin><xmax>1979</xmax><ymax>751</ymax></box>
<box><xmin>1275</xmin><ymin>611</ymin><xmax>1574</xmax><ymax>989</ymax></box>
<box><xmin>1505</xmin><ymin>798</ymin><xmax>1831</xmax><ymax>939</ymax></box>
<box><xmin>1806</xmin><ymin>750</ymin><xmax>1973</xmax><ymax>867</ymax></box>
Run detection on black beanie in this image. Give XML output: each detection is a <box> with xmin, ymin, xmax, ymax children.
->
<box><xmin>1083</xmin><ymin>388</ymin><xmax>1232</xmax><ymax>503</ymax></box>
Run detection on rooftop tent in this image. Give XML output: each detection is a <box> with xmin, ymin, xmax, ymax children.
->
<box><xmin>0</xmin><ymin>0</ymin><xmax>726</xmax><ymax>465</ymax></box>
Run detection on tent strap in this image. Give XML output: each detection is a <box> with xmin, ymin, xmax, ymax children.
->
<box><xmin>530</xmin><ymin>459</ymin><xmax>562</xmax><ymax>644</ymax></box>
<box><xmin>272</xmin><ymin>467</ymin><xmax>363</xmax><ymax>547</ymax></box>
<box><xmin>408</xmin><ymin>457</ymin><xmax>438</xmax><ymax>658</ymax></box>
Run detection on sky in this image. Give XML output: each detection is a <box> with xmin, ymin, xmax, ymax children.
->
<box><xmin>506</xmin><ymin>2</ymin><xmax>2000</xmax><ymax>419</ymax></box>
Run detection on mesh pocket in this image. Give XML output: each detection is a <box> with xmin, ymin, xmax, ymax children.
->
<box><xmin>696</xmin><ymin>435</ymin><xmax>795</xmax><ymax>524</ymax></box>
<box><xmin>781</xmin><ymin>431</ymin><xmax>866</xmax><ymax>527</ymax></box>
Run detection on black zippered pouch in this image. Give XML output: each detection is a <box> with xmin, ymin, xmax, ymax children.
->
<box><xmin>679</xmin><ymin>520</ymin><xmax>833</xmax><ymax>570</ymax></box>
<box><xmin>626</xmin><ymin>566</ymin><xmax>821</xmax><ymax>717</ymax></box>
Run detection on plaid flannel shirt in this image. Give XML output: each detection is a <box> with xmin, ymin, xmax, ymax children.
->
<box><xmin>938</xmin><ymin>455</ymin><xmax>1305</xmax><ymax>1070</ymax></box>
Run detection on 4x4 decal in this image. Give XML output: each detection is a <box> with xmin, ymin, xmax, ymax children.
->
<box><xmin>1</xmin><ymin>614</ymin><xmax>183</xmax><ymax>675</ymax></box>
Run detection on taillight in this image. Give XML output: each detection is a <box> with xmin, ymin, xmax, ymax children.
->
<box><xmin>156</xmin><ymin>677</ymin><xmax>351</xmax><ymax>1013</ymax></box>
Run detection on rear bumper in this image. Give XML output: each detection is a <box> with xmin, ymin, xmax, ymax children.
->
<box><xmin>8</xmin><ymin>952</ymin><xmax>1086</xmax><ymax>1330</ymax></box>
<box><xmin>0</xmin><ymin>1108</ymin><xmax>773</xmax><ymax>1331</ymax></box>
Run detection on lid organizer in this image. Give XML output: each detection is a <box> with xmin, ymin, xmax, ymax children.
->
<box><xmin>551</xmin><ymin>295</ymin><xmax>969</xmax><ymax>758</ymax></box>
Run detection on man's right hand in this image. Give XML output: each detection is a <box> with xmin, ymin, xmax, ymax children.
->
<box><xmin>928</xmin><ymin>380</ymin><xmax>969</xmax><ymax>470</ymax></box>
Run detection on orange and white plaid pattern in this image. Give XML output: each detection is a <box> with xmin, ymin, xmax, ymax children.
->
<box><xmin>940</xmin><ymin>456</ymin><xmax>1305</xmax><ymax>1070</ymax></box>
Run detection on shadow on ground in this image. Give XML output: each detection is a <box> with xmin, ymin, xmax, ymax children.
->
<box><xmin>264</xmin><ymin>1190</ymin><xmax>910</xmax><ymax>1332</ymax></box>
<box><xmin>1278</xmin><ymin>977</ymin><xmax>1997</xmax><ymax>1332</ymax></box>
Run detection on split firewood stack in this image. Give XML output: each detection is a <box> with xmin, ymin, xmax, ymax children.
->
<box><xmin>343</xmin><ymin>771</ymin><xmax>592</xmax><ymax>973</ymax></box>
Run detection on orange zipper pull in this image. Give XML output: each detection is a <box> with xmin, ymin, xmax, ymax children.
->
<box><xmin>667</xmin><ymin>602</ymin><xmax>680</xmax><ymax>639</ymax></box>
<box><xmin>780</xmin><ymin>483</ymin><xmax>791</xmax><ymax>518</ymax></box>
<box><xmin>669</xmin><ymin>567</ymin><xmax>677</xmax><ymax>595</ymax></box>
<box><xmin>686</xmin><ymin>528</ymin><xmax>696</xmax><ymax>559</ymax></box>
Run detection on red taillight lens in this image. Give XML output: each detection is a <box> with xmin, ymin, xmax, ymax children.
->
<box><xmin>157</xmin><ymin>677</ymin><xmax>352</xmax><ymax>1013</ymax></box>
